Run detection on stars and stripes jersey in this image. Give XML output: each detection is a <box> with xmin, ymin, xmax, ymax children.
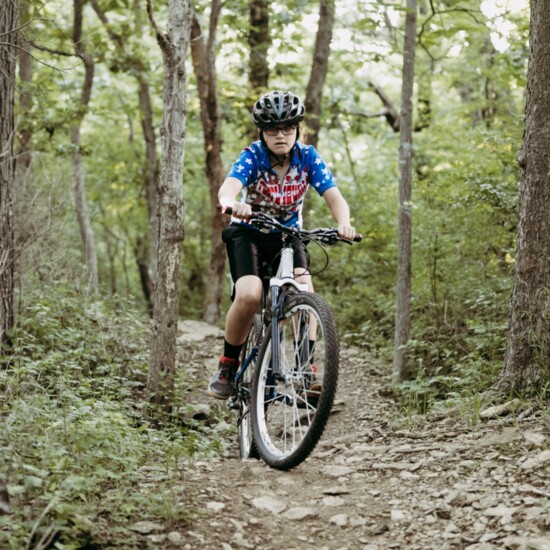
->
<box><xmin>227</xmin><ymin>140</ymin><xmax>336</xmax><ymax>229</ymax></box>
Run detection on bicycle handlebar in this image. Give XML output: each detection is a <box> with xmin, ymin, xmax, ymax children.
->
<box><xmin>220</xmin><ymin>206</ymin><xmax>363</xmax><ymax>244</ymax></box>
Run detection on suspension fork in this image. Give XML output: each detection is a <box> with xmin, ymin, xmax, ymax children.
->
<box><xmin>270</xmin><ymin>284</ymin><xmax>283</xmax><ymax>379</ymax></box>
<box><xmin>269</xmin><ymin>240</ymin><xmax>308</xmax><ymax>379</ymax></box>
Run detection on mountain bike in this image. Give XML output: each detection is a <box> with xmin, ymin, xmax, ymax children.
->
<box><xmin>225</xmin><ymin>209</ymin><xmax>361</xmax><ymax>470</ymax></box>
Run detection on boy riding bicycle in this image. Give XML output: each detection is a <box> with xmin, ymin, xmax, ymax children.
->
<box><xmin>207</xmin><ymin>90</ymin><xmax>355</xmax><ymax>399</ymax></box>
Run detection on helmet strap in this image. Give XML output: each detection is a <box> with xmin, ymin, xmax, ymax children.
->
<box><xmin>269</xmin><ymin>151</ymin><xmax>289</xmax><ymax>168</ymax></box>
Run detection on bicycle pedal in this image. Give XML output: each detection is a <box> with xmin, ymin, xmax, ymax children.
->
<box><xmin>227</xmin><ymin>397</ymin><xmax>239</xmax><ymax>410</ymax></box>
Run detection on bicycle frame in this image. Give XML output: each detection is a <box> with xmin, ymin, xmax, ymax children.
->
<box><xmin>234</xmin><ymin>346</ymin><xmax>259</xmax><ymax>386</ymax></box>
<box><xmin>228</xmin><ymin>210</ymin><xmax>361</xmax><ymax>394</ymax></box>
<box><xmin>269</xmin><ymin>236</ymin><xmax>308</xmax><ymax>379</ymax></box>
<box><xmin>230</xmin><ymin>236</ymin><xmax>306</xmax><ymax>408</ymax></box>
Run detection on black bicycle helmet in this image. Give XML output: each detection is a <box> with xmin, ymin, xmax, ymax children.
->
<box><xmin>252</xmin><ymin>90</ymin><xmax>306</xmax><ymax>129</ymax></box>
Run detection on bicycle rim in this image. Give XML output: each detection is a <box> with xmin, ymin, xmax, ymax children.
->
<box><xmin>251</xmin><ymin>292</ymin><xmax>339</xmax><ymax>469</ymax></box>
<box><xmin>237</xmin><ymin>315</ymin><xmax>262</xmax><ymax>460</ymax></box>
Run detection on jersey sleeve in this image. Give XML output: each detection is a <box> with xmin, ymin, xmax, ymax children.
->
<box><xmin>226</xmin><ymin>147</ymin><xmax>258</xmax><ymax>187</ymax></box>
<box><xmin>305</xmin><ymin>146</ymin><xmax>337</xmax><ymax>196</ymax></box>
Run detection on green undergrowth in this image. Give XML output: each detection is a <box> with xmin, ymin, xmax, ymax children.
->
<box><xmin>394</xmin><ymin>353</ymin><xmax>549</xmax><ymax>425</ymax></box>
<box><xmin>0</xmin><ymin>284</ymin><xmax>229</xmax><ymax>549</ymax></box>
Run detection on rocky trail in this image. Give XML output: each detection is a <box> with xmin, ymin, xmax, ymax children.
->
<box><xmin>147</xmin><ymin>321</ymin><xmax>550</xmax><ymax>550</ymax></box>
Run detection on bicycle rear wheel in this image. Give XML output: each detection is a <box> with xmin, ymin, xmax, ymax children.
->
<box><xmin>251</xmin><ymin>292</ymin><xmax>339</xmax><ymax>470</ymax></box>
<box><xmin>237</xmin><ymin>314</ymin><xmax>263</xmax><ymax>459</ymax></box>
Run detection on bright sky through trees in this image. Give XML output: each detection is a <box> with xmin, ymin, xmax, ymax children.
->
<box><xmin>482</xmin><ymin>0</ymin><xmax>529</xmax><ymax>51</ymax></box>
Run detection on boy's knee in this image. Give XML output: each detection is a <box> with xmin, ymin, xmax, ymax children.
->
<box><xmin>236</xmin><ymin>291</ymin><xmax>261</xmax><ymax>309</ymax></box>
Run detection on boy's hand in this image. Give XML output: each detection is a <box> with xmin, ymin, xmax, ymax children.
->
<box><xmin>338</xmin><ymin>224</ymin><xmax>356</xmax><ymax>241</ymax></box>
<box><xmin>230</xmin><ymin>202</ymin><xmax>252</xmax><ymax>220</ymax></box>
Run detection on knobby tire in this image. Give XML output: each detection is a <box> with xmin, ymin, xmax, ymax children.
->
<box><xmin>237</xmin><ymin>314</ymin><xmax>263</xmax><ymax>459</ymax></box>
<box><xmin>251</xmin><ymin>292</ymin><xmax>339</xmax><ymax>470</ymax></box>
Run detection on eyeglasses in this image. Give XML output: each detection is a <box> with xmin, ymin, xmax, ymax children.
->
<box><xmin>264</xmin><ymin>125</ymin><xmax>298</xmax><ymax>136</ymax></box>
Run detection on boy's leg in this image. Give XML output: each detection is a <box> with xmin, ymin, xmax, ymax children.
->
<box><xmin>225</xmin><ymin>275</ymin><xmax>263</xmax><ymax>347</ymax></box>
<box><xmin>207</xmin><ymin>275</ymin><xmax>263</xmax><ymax>399</ymax></box>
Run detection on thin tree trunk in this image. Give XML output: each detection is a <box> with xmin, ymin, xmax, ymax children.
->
<box><xmin>0</xmin><ymin>477</ymin><xmax>10</xmax><ymax>515</ymax></box>
<box><xmin>16</xmin><ymin>0</ymin><xmax>33</xmax><ymax>175</ymax></box>
<box><xmin>101</xmin><ymin>224</ymin><xmax>118</xmax><ymax>295</ymax></box>
<box><xmin>414</xmin><ymin>0</ymin><xmax>433</xmax><ymax>133</ymax></box>
<box><xmin>393</xmin><ymin>0</ymin><xmax>417</xmax><ymax>383</ymax></box>
<box><xmin>0</xmin><ymin>0</ymin><xmax>18</xmax><ymax>349</ymax></box>
<box><xmin>146</xmin><ymin>0</ymin><xmax>191</xmax><ymax>406</ymax></box>
<box><xmin>15</xmin><ymin>0</ymin><xmax>34</xmax><ymax>262</ymax></box>
<box><xmin>498</xmin><ymin>0</ymin><xmax>550</xmax><ymax>392</ymax></box>
<box><xmin>135</xmin><ymin>1</ymin><xmax>160</xmax><ymax>289</ymax></box>
<box><xmin>90</xmin><ymin>0</ymin><xmax>157</xmax><ymax>308</ymax></box>
<box><xmin>71</xmin><ymin>0</ymin><xmax>98</xmax><ymax>290</ymax></box>
<box><xmin>137</xmin><ymin>75</ymin><xmax>159</xmax><ymax>290</ymax></box>
<box><xmin>190</xmin><ymin>7</ymin><xmax>226</xmax><ymax>325</ymax></box>
<box><xmin>414</xmin><ymin>60</ymin><xmax>433</xmax><ymax>132</ymax></box>
<box><xmin>304</xmin><ymin>0</ymin><xmax>335</xmax><ymax>149</ymax></box>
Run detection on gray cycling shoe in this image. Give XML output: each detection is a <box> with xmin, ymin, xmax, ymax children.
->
<box><xmin>207</xmin><ymin>357</ymin><xmax>238</xmax><ymax>399</ymax></box>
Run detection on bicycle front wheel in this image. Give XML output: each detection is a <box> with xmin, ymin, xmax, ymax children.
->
<box><xmin>251</xmin><ymin>292</ymin><xmax>339</xmax><ymax>470</ymax></box>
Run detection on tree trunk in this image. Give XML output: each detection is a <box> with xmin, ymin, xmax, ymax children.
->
<box><xmin>147</xmin><ymin>0</ymin><xmax>191</xmax><ymax>406</ymax></box>
<box><xmin>304</xmin><ymin>0</ymin><xmax>335</xmax><ymax>149</ymax></box>
<box><xmin>393</xmin><ymin>0</ymin><xmax>417</xmax><ymax>383</ymax></box>
<box><xmin>190</xmin><ymin>6</ymin><xmax>226</xmax><ymax>325</ymax></box>
<box><xmin>71</xmin><ymin>0</ymin><xmax>98</xmax><ymax>290</ymax></box>
<box><xmin>0</xmin><ymin>0</ymin><xmax>18</xmax><ymax>349</ymax></box>
<box><xmin>248</xmin><ymin>0</ymin><xmax>269</xmax><ymax>92</ymax></box>
<box><xmin>499</xmin><ymin>1</ymin><xmax>550</xmax><ymax>392</ymax></box>
<box><xmin>247</xmin><ymin>0</ymin><xmax>270</xmax><ymax>140</ymax></box>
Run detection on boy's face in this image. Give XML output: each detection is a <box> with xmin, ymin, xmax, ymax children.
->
<box><xmin>263</xmin><ymin>125</ymin><xmax>297</xmax><ymax>156</ymax></box>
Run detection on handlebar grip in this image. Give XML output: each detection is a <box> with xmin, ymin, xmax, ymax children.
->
<box><xmin>353</xmin><ymin>234</ymin><xmax>363</xmax><ymax>243</ymax></box>
<box><xmin>220</xmin><ymin>205</ymin><xmax>261</xmax><ymax>219</ymax></box>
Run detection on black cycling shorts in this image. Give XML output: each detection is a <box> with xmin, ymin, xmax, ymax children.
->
<box><xmin>222</xmin><ymin>223</ymin><xmax>308</xmax><ymax>283</ymax></box>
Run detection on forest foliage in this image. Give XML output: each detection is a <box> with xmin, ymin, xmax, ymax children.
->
<box><xmin>5</xmin><ymin>0</ymin><xmax>535</xmax><ymax>404</ymax></box>
<box><xmin>13</xmin><ymin>0</ymin><xmax>528</xmax><ymax>387</ymax></box>
<box><xmin>0</xmin><ymin>0</ymin><xmax>540</xmax><ymax>545</ymax></box>
<box><xmin>6</xmin><ymin>0</ymin><xmax>533</xmax><ymax>422</ymax></box>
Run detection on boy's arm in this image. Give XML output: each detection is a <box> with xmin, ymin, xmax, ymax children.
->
<box><xmin>322</xmin><ymin>187</ymin><xmax>356</xmax><ymax>240</ymax></box>
<box><xmin>218</xmin><ymin>177</ymin><xmax>251</xmax><ymax>219</ymax></box>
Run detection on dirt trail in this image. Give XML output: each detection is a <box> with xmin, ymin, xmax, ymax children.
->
<box><xmin>151</xmin><ymin>321</ymin><xmax>550</xmax><ymax>549</ymax></box>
